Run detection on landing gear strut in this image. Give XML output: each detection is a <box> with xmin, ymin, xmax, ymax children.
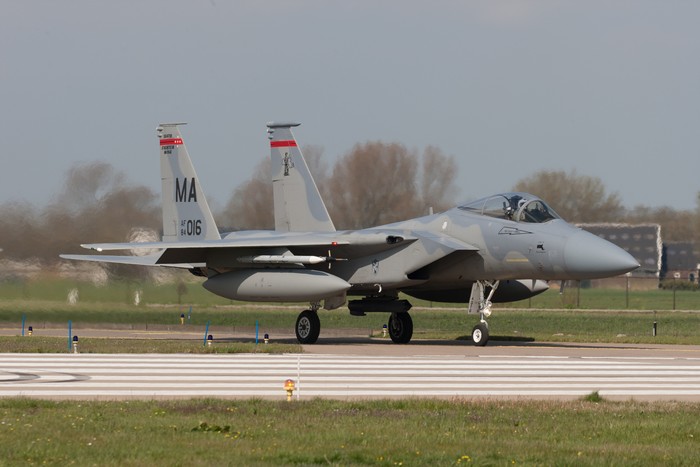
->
<box><xmin>295</xmin><ymin>306</ymin><xmax>321</xmax><ymax>344</ymax></box>
<box><xmin>468</xmin><ymin>280</ymin><xmax>499</xmax><ymax>346</ymax></box>
<box><xmin>388</xmin><ymin>312</ymin><xmax>413</xmax><ymax>344</ymax></box>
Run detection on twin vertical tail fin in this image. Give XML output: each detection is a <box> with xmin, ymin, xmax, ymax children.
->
<box><xmin>267</xmin><ymin>122</ymin><xmax>336</xmax><ymax>232</ymax></box>
<box><xmin>158</xmin><ymin>123</ymin><xmax>221</xmax><ymax>242</ymax></box>
<box><xmin>158</xmin><ymin>122</ymin><xmax>330</xmax><ymax>240</ymax></box>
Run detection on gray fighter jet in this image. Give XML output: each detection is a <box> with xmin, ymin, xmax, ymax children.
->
<box><xmin>61</xmin><ymin>123</ymin><xmax>639</xmax><ymax>346</ymax></box>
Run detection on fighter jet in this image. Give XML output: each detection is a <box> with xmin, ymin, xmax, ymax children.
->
<box><xmin>61</xmin><ymin>122</ymin><xmax>639</xmax><ymax>346</ymax></box>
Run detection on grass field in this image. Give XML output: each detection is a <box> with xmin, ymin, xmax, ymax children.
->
<box><xmin>2</xmin><ymin>279</ymin><xmax>700</xmax><ymax>465</ymax></box>
<box><xmin>0</xmin><ymin>336</ymin><xmax>302</xmax><ymax>354</ymax></box>
<box><xmin>2</xmin><ymin>277</ymin><xmax>700</xmax><ymax>310</ymax></box>
<box><xmin>3</xmin><ymin>300</ymin><xmax>700</xmax><ymax>346</ymax></box>
<box><xmin>1</xmin><ymin>398</ymin><xmax>699</xmax><ymax>466</ymax></box>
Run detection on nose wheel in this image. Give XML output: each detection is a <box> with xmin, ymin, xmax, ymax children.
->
<box><xmin>471</xmin><ymin>322</ymin><xmax>489</xmax><ymax>346</ymax></box>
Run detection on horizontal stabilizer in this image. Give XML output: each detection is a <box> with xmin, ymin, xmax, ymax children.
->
<box><xmin>59</xmin><ymin>253</ymin><xmax>196</xmax><ymax>269</ymax></box>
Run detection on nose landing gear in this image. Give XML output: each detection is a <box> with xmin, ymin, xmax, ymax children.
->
<box><xmin>468</xmin><ymin>280</ymin><xmax>499</xmax><ymax>347</ymax></box>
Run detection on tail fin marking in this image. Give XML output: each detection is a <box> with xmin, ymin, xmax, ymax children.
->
<box><xmin>267</xmin><ymin>122</ymin><xmax>335</xmax><ymax>232</ymax></box>
<box><xmin>158</xmin><ymin>123</ymin><xmax>221</xmax><ymax>242</ymax></box>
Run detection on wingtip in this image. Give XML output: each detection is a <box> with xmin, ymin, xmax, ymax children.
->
<box><xmin>266</xmin><ymin>121</ymin><xmax>301</xmax><ymax>129</ymax></box>
<box><xmin>157</xmin><ymin>122</ymin><xmax>188</xmax><ymax>128</ymax></box>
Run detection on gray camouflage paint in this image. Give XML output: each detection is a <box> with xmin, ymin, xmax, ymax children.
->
<box><xmin>63</xmin><ymin>124</ymin><xmax>639</xmax><ymax>306</ymax></box>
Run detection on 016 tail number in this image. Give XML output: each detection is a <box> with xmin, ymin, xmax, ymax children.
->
<box><xmin>180</xmin><ymin>219</ymin><xmax>202</xmax><ymax>236</ymax></box>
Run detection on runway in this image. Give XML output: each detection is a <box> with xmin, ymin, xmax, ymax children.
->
<box><xmin>3</xmin><ymin>344</ymin><xmax>700</xmax><ymax>401</ymax></box>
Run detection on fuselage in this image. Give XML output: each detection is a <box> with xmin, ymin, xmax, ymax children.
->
<box><xmin>206</xmin><ymin>193</ymin><xmax>639</xmax><ymax>304</ymax></box>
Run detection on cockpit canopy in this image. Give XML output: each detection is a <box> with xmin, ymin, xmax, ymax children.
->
<box><xmin>458</xmin><ymin>192</ymin><xmax>561</xmax><ymax>223</ymax></box>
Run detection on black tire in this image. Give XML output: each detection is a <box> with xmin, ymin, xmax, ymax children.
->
<box><xmin>295</xmin><ymin>310</ymin><xmax>320</xmax><ymax>344</ymax></box>
<box><xmin>388</xmin><ymin>312</ymin><xmax>413</xmax><ymax>344</ymax></box>
<box><xmin>472</xmin><ymin>323</ymin><xmax>489</xmax><ymax>346</ymax></box>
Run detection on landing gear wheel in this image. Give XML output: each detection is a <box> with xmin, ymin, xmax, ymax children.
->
<box><xmin>388</xmin><ymin>312</ymin><xmax>413</xmax><ymax>344</ymax></box>
<box><xmin>295</xmin><ymin>310</ymin><xmax>320</xmax><ymax>344</ymax></box>
<box><xmin>472</xmin><ymin>323</ymin><xmax>489</xmax><ymax>346</ymax></box>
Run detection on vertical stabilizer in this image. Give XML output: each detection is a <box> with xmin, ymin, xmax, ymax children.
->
<box><xmin>267</xmin><ymin>122</ymin><xmax>335</xmax><ymax>232</ymax></box>
<box><xmin>158</xmin><ymin>123</ymin><xmax>221</xmax><ymax>242</ymax></box>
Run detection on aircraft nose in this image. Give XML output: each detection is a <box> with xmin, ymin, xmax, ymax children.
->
<box><xmin>564</xmin><ymin>230</ymin><xmax>640</xmax><ymax>279</ymax></box>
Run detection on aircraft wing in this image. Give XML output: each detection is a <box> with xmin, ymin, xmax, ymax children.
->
<box><xmin>71</xmin><ymin>230</ymin><xmax>431</xmax><ymax>267</ymax></box>
<box><xmin>80</xmin><ymin>236</ymin><xmax>350</xmax><ymax>253</ymax></box>
<box><xmin>69</xmin><ymin>228</ymin><xmax>479</xmax><ymax>270</ymax></box>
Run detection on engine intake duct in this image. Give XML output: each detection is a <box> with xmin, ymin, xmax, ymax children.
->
<box><xmin>348</xmin><ymin>298</ymin><xmax>412</xmax><ymax>316</ymax></box>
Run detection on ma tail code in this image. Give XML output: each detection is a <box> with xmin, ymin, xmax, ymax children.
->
<box><xmin>176</xmin><ymin>178</ymin><xmax>197</xmax><ymax>202</ymax></box>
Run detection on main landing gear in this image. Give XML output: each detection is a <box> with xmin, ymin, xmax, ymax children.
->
<box><xmin>295</xmin><ymin>305</ymin><xmax>321</xmax><ymax>344</ymax></box>
<box><xmin>387</xmin><ymin>312</ymin><xmax>413</xmax><ymax>344</ymax></box>
<box><xmin>468</xmin><ymin>280</ymin><xmax>500</xmax><ymax>347</ymax></box>
<box><xmin>294</xmin><ymin>298</ymin><xmax>415</xmax><ymax>345</ymax></box>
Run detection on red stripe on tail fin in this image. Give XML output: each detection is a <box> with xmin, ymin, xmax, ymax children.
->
<box><xmin>270</xmin><ymin>140</ymin><xmax>297</xmax><ymax>148</ymax></box>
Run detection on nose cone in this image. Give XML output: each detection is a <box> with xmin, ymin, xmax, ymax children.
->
<box><xmin>564</xmin><ymin>230</ymin><xmax>640</xmax><ymax>279</ymax></box>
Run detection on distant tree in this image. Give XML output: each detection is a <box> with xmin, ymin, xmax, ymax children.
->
<box><xmin>217</xmin><ymin>145</ymin><xmax>333</xmax><ymax>231</ymax></box>
<box><xmin>302</xmin><ymin>145</ymin><xmax>332</xmax><ymax>205</ymax></box>
<box><xmin>419</xmin><ymin>146</ymin><xmax>458</xmax><ymax>213</ymax></box>
<box><xmin>513</xmin><ymin>170</ymin><xmax>624</xmax><ymax>223</ymax></box>
<box><xmin>624</xmin><ymin>205</ymin><xmax>695</xmax><ymax>242</ymax></box>
<box><xmin>325</xmin><ymin>142</ymin><xmax>420</xmax><ymax>229</ymax></box>
<box><xmin>0</xmin><ymin>201</ymin><xmax>41</xmax><ymax>260</ymax></box>
<box><xmin>326</xmin><ymin>142</ymin><xmax>459</xmax><ymax>229</ymax></box>
<box><xmin>49</xmin><ymin>163</ymin><xmax>159</xmax><ymax>258</ymax></box>
<box><xmin>218</xmin><ymin>158</ymin><xmax>274</xmax><ymax>231</ymax></box>
<box><xmin>219</xmin><ymin>142</ymin><xmax>459</xmax><ymax>231</ymax></box>
<box><xmin>55</xmin><ymin>162</ymin><xmax>127</xmax><ymax>212</ymax></box>
<box><xmin>0</xmin><ymin>162</ymin><xmax>159</xmax><ymax>264</ymax></box>
<box><xmin>695</xmin><ymin>192</ymin><xmax>700</xmax><ymax>245</ymax></box>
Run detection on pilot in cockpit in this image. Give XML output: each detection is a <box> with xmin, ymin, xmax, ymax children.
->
<box><xmin>460</xmin><ymin>193</ymin><xmax>560</xmax><ymax>223</ymax></box>
<box><xmin>503</xmin><ymin>195</ymin><xmax>524</xmax><ymax>220</ymax></box>
<box><xmin>520</xmin><ymin>200</ymin><xmax>556</xmax><ymax>223</ymax></box>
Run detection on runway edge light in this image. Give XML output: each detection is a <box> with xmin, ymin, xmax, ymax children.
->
<box><xmin>284</xmin><ymin>379</ymin><xmax>296</xmax><ymax>401</ymax></box>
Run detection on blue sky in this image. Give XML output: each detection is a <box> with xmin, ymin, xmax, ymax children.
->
<box><xmin>2</xmin><ymin>1</ymin><xmax>699</xmax><ymax>211</ymax></box>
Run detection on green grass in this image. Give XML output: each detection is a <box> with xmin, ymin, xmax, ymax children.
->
<box><xmin>468</xmin><ymin>309</ymin><xmax>700</xmax><ymax>345</ymax></box>
<box><xmin>3</xmin><ymin>302</ymin><xmax>700</xmax><ymax>346</ymax></box>
<box><xmin>2</xmin><ymin>279</ymin><xmax>700</xmax><ymax>346</ymax></box>
<box><xmin>1</xmin><ymin>398</ymin><xmax>698</xmax><ymax>466</ymax></box>
<box><xmin>3</xmin><ymin>277</ymin><xmax>700</xmax><ymax>310</ymax></box>
<box><xmin>502</xmin><ymin>285</ymin><xmax>700</xmax><ymax>311</ymax></box>
<box><xmin>0</xmin><ymin>336</ymin><xmax>301</xmax><ymax>354</ymax></box>
<box><xmin>0</xmin><ymin>277</ymin><xmax>232</xmax><ymax>306</ymax></box>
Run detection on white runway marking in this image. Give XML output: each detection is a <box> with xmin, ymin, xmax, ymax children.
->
<box><xmin>2</xmin><ymin>352</ymin><xmax>700</xmax><ymax>400</ymax></box>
